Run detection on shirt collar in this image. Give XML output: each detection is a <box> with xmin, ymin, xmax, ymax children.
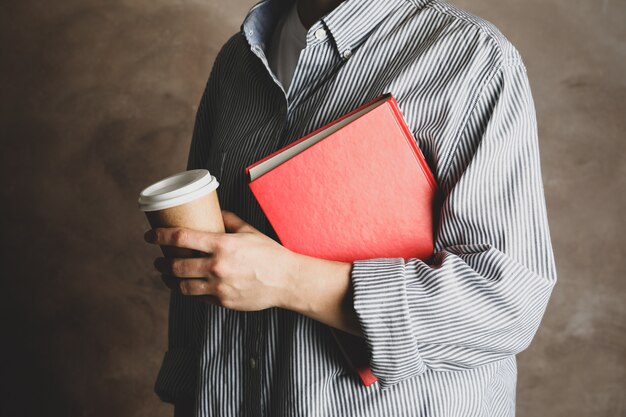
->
<box><xmin>241</xmin><ymin>0</ymin><xmax>291</xmax><ymax>53</ymax></box>
<box><xmin>320</xmin><ymin>0</ymin><xmax>412</xmax><ymax>59</ymax></box>
<box><xmin>241</xmin><ymin>0</ymin><xmax>429</xmax><ymax>61</ymax></box>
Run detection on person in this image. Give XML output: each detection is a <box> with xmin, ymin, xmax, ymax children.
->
<box><xmin>143</xmin><ymin>0</ymin><xmax>558</xmax><ymax>416</ymax></box>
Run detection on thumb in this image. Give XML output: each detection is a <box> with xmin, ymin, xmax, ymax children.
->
<box><xmin>221</xmin><ymin>209</ymin><xmax>258</xmax><ymax>233</ymax></box>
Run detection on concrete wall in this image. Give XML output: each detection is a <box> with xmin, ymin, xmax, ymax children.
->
<box><xmin>1</xmin><ymin>0</ymin><xmax>624</xmax><ymax>416</ymax></box>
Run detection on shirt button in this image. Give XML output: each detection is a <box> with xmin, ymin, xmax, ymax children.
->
<box><xmin>342</xmin><ymin>49</ymin><xmax>353</xmax><ymax>59</ymax></box>
<box><xmin>315</xmin><ymin>28</ymin><xmax>327</xmax><ymax>40</ymax></box>
<box><xmin>249</xmin><ymin>357</ymin><xmax>257</xmax><ymax>369</ymax></box>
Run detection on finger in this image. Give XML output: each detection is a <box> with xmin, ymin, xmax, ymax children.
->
<box><xmin>154</xmin><ymin>256</ymin><xmax>214</xmax><ymax>278</ymax></box>
<box><xmin>160</xmin><ymin>273</ymin><xmax>179</xmax><ymax>291</ymax></box>
<box><xmin>160</xmin><ymin>274</ymin><xmax>214</xmax><ymax>297</ymax></box>
<box><xmin>179</xmin><ymin>279</ymin><xmax>213</xmax><ymax>296</ymax></box>
<box><xmin>221</xmin><ymin>209</ymin><xmax>258</xmax><ymax>234</ymax></box>
<box><xmin>146</xmin><ymin>227</ymin><xmax>221</xmax><ymax>253</ymax></box>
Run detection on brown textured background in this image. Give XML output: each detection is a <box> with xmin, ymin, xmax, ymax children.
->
<box><xmin>1</xmin><ymin>0</ymin><xmax>624</xmax><ymax>416</ymax></box>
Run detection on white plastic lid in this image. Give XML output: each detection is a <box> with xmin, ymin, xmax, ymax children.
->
<box><xmin>138</xmin><ymin>169</ymin><xmax>219</xmax><ymax>212</ymax></box>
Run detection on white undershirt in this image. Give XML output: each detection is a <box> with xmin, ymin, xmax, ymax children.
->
<box><xmin>267</xmin><ymin>1</ymin><xmax>308</xmax><ymax>95</ymax></box>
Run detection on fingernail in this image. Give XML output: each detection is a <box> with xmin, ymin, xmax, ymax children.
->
<box><xmin>153</xmin><ymin>257</ymin><xmax>164</xmax><ymax>269</ymax></box>
<box><xmin>144</xmin><ymin>230</ymin><xmax>155</xmax><ymax>243</ymax></box>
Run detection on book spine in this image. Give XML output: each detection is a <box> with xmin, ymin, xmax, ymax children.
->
<box><xmin>245</xmin><ymin>92</ymin><xmax>393</xmax><ymax>177</ymax></box>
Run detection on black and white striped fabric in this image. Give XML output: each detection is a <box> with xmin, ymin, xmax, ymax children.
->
<box><xmin>154</xmin><ymin>0</ymin><xmax>558</xmax><ymax>415</ymax></box>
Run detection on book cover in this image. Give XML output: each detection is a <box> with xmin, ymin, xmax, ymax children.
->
<box><xmin>245</xmin><ymin>92</ymin><xmax>439</xmax><ymax>386</ymax></box>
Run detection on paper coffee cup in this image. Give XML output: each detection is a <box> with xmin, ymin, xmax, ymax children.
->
<box><xmin>138</xmin><ymin>169</ymin><xmax>225</xmax><ymax>258</ymax></box>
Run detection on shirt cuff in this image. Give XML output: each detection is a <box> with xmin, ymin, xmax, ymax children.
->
<box><xmin>154</xmin><ymin>347</ymin><xmax>198</xmax><ymax>404</ymax></box>
<box><xmin>350</xmin><ymin>257</ymin><xmax>426</xmax><ymax>389</ymax></box>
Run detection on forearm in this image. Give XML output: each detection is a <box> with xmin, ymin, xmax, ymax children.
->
<box><xmin>280</xmin><ymin>252</ymin><xmax>363</xmax><ymax>338</ymax></box>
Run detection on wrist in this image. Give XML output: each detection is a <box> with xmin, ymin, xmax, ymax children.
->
<box><xmin>278</xmin><ymin>250</ymin><xmax>310</xmax><ymax>313</ymax></box>
<box><xmin>279</xmin><ymin>251</ymin><xmax>354</xmax><ymax>322</ymax></box>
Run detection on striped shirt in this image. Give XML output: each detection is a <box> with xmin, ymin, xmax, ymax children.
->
<box><xmin>154</xmin><ymin>0</ymin><xmax>558</xmax><ymax>416</ymax></box>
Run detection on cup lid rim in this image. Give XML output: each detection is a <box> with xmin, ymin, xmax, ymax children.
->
<box><xmin>138</xmin><ymin>169</ymin><xmax>219</xmax><ymax>211</ymax></box>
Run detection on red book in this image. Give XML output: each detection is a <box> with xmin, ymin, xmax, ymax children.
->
<box><xmin>244</xmin><ymin>92</ymin><xmax>439</xmax><ymax>387</ymax></box>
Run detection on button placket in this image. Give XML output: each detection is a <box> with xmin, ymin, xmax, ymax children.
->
<box><xmin>285</xmin><ymin>46</ymin><xmax>339</xmax><ymax>114</ymax></box>
<box><xmin>244</xmin><ymin>311</ymin><xmax>263</xmax><ymax>417</ymax></box>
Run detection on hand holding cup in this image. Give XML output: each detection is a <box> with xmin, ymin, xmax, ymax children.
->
<box><xmin>138</xmin><ymin>169</ymin><xmax>299</xmax><ymax>310</ymax></box>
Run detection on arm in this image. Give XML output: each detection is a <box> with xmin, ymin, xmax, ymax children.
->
<box><xmin>285</xmin><ymin>61</ymin><xmax>558</xmax><ymax>390</ymax></box>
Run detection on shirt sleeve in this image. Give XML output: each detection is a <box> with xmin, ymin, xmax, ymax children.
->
<box><xmin>153</xmin><ymin>51</ymin><xmax>221</xmax><ymax>405</ymax></box>
<box><xmin>349</xmin><ymin>61</ymin><xmax>558</xmax><ymax>390</ymax></box>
